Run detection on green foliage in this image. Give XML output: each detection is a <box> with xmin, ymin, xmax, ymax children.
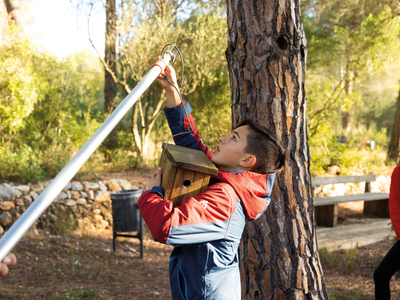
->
<box><xmin>304</xmin><ymin>1</ymin><xmax>400</xmax><ymax>173</ymax></box>
<box><xmin>0</xmin><ymin>27</ymin><xmax>38</xmax><ymax>137</ymax></box>
<box><xmin>0</xmin><ymin>25</ymin><xmax>104</xmax><ymax>182</ymax></box>
<box><xmin>54</xmin><ymin>286</ymin><xmax>112</xmax><ymax>300</ymax></box>
<box><xmin>328</xmin><ymin>289</ymin><xmax>365</xmax><ymax>300</ymax></box>
<box><xmin>319</xmin><ymin>248</ymin><xmax>339</xmax><ymax>268</ymax></box>
<box><xmin>2</xmin><ymin>0</ymin><xmax>400</xmax><ymax>182</ymax></box>
<box><xmin>345</xmin><ymin>249</ymin><xmax>357</xmax><ymax>271</ymax></box>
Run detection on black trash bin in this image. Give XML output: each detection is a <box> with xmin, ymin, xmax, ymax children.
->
<box><xmin>110</xmin><ymin>189</ymin><xmax>143</xmax><ymax>258</ymax></box>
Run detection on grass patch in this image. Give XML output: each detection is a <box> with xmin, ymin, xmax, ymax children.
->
<box><xmin>319</xmin><ymin>248</ymin><xmax>339</xmax><ymax>268</ymax></box>
<box><xmin>54</xmin><ymin>286</ymin><xmax>113</xmax><ymax>300</ymax></box>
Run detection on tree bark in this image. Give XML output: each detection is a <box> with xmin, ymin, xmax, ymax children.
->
<box><xmin>4</xmin><ymin>0</ymin><xmax>22</xmax><ymax>25</ymax></box>
<box><xmin>104</xmin><ymin>0</ymin><xmax>118</xmax><ymax>149</ymax></box>
<box><xmin>104</xmin><ymin>0</ymin><xmax>117</xmax><ymax>114</ymax></box>
<box><xmin>225</xmin><ymin>0</ymin><xmax>328</xmax><ymax>298</ymax></box>
<box><xmin>387</xmin><ymin>84</ymin><xmax>400</xmax><ymax>164</ymax></box>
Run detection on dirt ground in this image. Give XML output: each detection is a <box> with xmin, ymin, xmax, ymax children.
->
<box><xmin>0</xmin><ymin>168</ymin><xmax>399</xmax><ymax>299</ymax></box>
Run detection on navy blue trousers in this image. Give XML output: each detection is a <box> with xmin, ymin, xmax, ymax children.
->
<box><xmin>374</xmin><ymin>240</ymin><xmax>400</xmax><ymax>299</ymax></box>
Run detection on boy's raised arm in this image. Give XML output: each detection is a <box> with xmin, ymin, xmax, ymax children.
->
<box><xmin>156</xmin><ymin>64</ymin><xmax>181</xmax><ymax>108</ymax></box>
<box><xmin>157</xmin><ymin>64</ymin><xmax>212</xmax><ymax>158</ymax></box>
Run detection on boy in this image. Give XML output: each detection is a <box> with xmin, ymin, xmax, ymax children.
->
<box><xmin>137</xmin><ymin>65</ymin><xmax>285</xmax><ymax>300</ymax></box>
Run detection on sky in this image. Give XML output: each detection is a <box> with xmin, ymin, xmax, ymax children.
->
<box><xmin>22</xmin><ymin>0</ymin><xmax>105</xmax><ymax>59</ymax></box>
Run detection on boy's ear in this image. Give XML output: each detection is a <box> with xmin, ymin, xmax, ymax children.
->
<box><xmin>239</xmin><ymin>155</ymin><xmax>256</xmax><ymax>169</ymax></box>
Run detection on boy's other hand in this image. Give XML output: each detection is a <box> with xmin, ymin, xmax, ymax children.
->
<box><xmin>148</xmin><ymin>167</ymin><xmax>162</xmax><ymax>190</ymax></box>
<box><xmin>0</xmin><ymin>253</ymin><xmax>17</xmax><ymax>277</ymax></box>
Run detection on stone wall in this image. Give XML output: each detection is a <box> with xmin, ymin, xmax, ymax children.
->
<box><xmin>0</xmin><ymin>178</ymin><xmax>140</xmax><ymax>234</ymax></box>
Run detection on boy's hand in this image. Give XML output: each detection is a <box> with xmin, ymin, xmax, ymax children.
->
<box><xmin>156</xmin><ymin>63</ymin><xmax>179</xmax><ymax>92</ymax></box>
<box><xmin>148</xmin><ymin>167</ymin><xmax>162</xmax><ymax>190</ymax></box>
<box><xmin>0</xmin><ymin>253</ymin><xmax>17</xmax><ymax>277</ymax></box>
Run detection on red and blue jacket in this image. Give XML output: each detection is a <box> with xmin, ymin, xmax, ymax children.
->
<box><xmin>138</xmin><ymin>102</ymin><xmax>276</xmax><ymax>300</ymax></box>
<box><xmin>390</xmin><ymin>165</ymin><xmax>400</xmax><ymax>240</ymax></box>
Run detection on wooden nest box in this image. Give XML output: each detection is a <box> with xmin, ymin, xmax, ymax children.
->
<box><xmin>159</xmin><ymin>143</ymin><xmax>218</xmax><ymax>207</ymax></box>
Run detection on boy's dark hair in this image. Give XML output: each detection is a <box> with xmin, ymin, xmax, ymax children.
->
<box><xmin>236</xmin><ymin>119</ymin><xmax>285</xmax><ymax>174</ymax></box>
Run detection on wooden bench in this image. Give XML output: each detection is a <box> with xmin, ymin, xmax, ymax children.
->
<box><xmin>312</xmin><ymin>175</ymin><xmax>390</xmax><ymax>227</ymax></box>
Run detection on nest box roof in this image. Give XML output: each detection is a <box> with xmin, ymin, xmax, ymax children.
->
<box><xmin>161</xmin><ymin>143</ymin><xmax>218</xmax><ymax>176</ymax></box>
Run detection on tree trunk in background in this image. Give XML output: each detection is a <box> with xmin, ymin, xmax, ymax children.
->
<box><xmin>226</xmin><ymin>0</ymin><xmax>328</xmax><ymax>298</ymax></box>
<box><xmin>387</xmin><ymin>84</ymin><xmax>400</xmax><ymax>164</ymax></box>
<box><xmin>104</xmin><ymin>0</ymin><xmax>118</xmax><ymax>149</ymax></box>
<box><xmin>4</xmin><ymin>0</ymin><xmax>22</xmax><ymax>25</ymax></box>
<box><xmin>340</xmin><ymin>68</ymin><xmax>353</xmax><ymax>143</ymax></box>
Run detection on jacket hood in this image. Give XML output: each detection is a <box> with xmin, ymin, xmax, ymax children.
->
<box><xmin>213</xmin><ymin>170</ymin><xmax>276</xmax><ymax>221</ymax></box>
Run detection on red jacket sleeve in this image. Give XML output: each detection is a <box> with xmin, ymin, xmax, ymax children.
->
<box><xmin>390</xmin><ymin>165</ymin><xmax>400</xmax><ymax>240</ymax></box>
<box><xmin>137</xmin><ymin>183</ymin><xmax>238</xmax><ymax>246</ymax></box>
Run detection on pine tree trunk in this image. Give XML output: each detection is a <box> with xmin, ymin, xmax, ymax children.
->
<box><xmin>225</xmin><ymin>0</ymin><xmax>328</xmax><ymax>298</ymax></box>
<box><xmin>387</xmin><ymin>85</ymin><xmax>400</xmax><ymax>164</ymax></box>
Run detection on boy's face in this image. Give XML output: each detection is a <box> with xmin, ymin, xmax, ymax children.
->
<box><xmin>212</xmin><ymin>125</ymin><xmax>253</xmax><ymax>172</ymax></box>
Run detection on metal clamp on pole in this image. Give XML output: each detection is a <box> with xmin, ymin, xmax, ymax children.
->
<box><xmin>0</xmin><ymin>43</ymin><xmax>178</xmax><ymax>261</ymax></box>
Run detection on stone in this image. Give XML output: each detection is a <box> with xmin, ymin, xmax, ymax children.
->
<box><xmin>22</xmin><ymin>195</ymin><xmax>33</xmax><ymax>205</ymax></box>
<box><xmin>102</xmin><ymin>201</ymin><xmax>111</xmax><ymax>209</ymax></box>
<box><xmin>93</xmin><ymin>214</ymin><xmax>104</xmax><ymax>222</ymax></box>
<box><xmin>0</xmin><ymin>212</ymin><xmax>12</xmax><ymax>226</ymax></box>
<box><xmin>56</xmin><ymin>192</ymin><xmax>68</xmax><ymax>201</ymax></box>
<box><xmin>88</xmin><ymin>190</ymin><xmax>94</xmax><ymax>200</ymax></box>
<box><xmin>89</xmin><ymin>182</ymin><xmax>99</xmax><ymax>191</ymax></box>
<box><xmin>15</xmin><ymin>185</ymin><xmax>30</xmax><ymax>195</ymax></box>
<box><xmin>14</xmin><ymin>199</ymin><xmax>24</xmax><ymax>206</ymax></box>
<box><xmin>100</xmin><ymin>220</ymin><xmax>109</xmax><ymax>228</ymax></box>
<box><xmin>65</xmin><ymin>200</ymin><xmax>77</xmax><ymax>207</ymax></box>
<box><xmin>31</xmin><ymin>182</ymin><xmax>44</xmax><ymax>193</ymax></box>
<box><xmin>80</xmin><ymin>191</ymin><xmax>88</xmax><ymax>198</ymax></box>
<box><xmin>30</xmin><ymin>191</ymin><xmax>39</xmax><ymax>200</ymax></box>
<box><xmin>116</xmin><ymin>179</ymin><xmax>133</xmax><ymax>190</ymax></box>
<box><xmin>0</xmin><ymin>225</ymin><xmax>4</xmax><ymax>234</ymax></box>
<box><xmin>50</xmin><ymin>214</ymin><xmax>58</xmax><ymax>222</ymax></box>
<box><xmin>2</xmin><ymin>183</ymin><xmax>13</xmax><ymax>190</ymax></box>
<box><xmin>93</xmin><ymin>209</ymin><xmax>101</xmax><ymax>215</ymax></box>
<box><xmin>82</xmin><ymin>181</ymin><xmax>90</xmax><ymax>193</ymax></box>
<box><xmin>94</xmin><ymin>191</ymin><xmax>110</xmax><ymax>202</ymax></box>
<box><xmin>71</xmin><ymin>191</ymin><xmax>80</xmax><ymax>200</ymax></box>
<box><xmin>69</xmin><ymin>205</ymin><xmax>79</xmax><ymax>214</ymax></box>
<box><xmin>9</xmin><ymin>188</ymin><xmax>22</xmax><ymax>199</ymax></box>
<box><xmin>0</xmin><ymin>201</ymin><xmax>15</xmax><ymax>211</ymax></box>
<box><xmin>99</xmin><ymin>204</ymin><xmax>110</xmax><ymax>216</ymax></box>
<box><xmin>71</xmin><ymin>182</ymin><xmax>83</xmax><ymax>191</ymax></box>
<box><xmin>76</xmin><ymin>198</ymin><xmax>87</xmax><ymax>205</ymax></box>
<box><xmin>43</xmin><ymin>180</ymin><xmax>51</xmax><ymax>188</ymax></box>
<box><xmin>106</xmin><ymin>181</ymin><xmax>121</xmax><ymax>191</ymax></box>
<box><xmin>104</xmin><ymin>213</ymin><xmax>113</xmax><ymax>223</ymax></box>
<box><xmin>63</xmin><ymin>182</ymin><xmax>72</xmax><ymax>192</ymax></box>
<box><xmin>0</xmin><ymin>185</ymin><xmax>12</xmax><ymax>201</ymax></box>
<box><xmin>98</xmin><ymin>181</ymin><xmax>107</xmax><ymax>191</ymax></box>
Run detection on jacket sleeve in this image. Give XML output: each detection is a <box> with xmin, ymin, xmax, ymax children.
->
<box><xmin>164</xmin><ymin>102</ymin><xmax>213</xmax><ymax>160</ymax></box>
<box><xmin>138</xmin><ymin>183</ymin><xmax>238</xmax><ymax>246</ymax></box>
<box><xmin>390</xmin><ymin>165</ymin><xmax>400</xmax><ymax>240</ymax></box>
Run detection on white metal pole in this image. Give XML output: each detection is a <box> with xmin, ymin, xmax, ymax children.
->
<box><xmin>0</xmin><ymin>54</ymin><xmax>172</xmax><ymax>261</ymax></box>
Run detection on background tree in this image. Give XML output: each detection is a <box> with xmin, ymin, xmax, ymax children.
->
<box><xmin>304</xmin><ymin>1</ymin><xmax>400</xmax><ymax>140</ymax></box>
<box><xmin>226</xmin><ymin>0</ymin><xmax>328</xmax><ymax>298</ymax></box>
<box><xmin>3</xmin><ymin>0</ymin><xmax>21</xmax><ymax>25</ymax></box>
<box><xmin>103</xmin><ymin>0</ymin><xmax>118</xmax><ymax>149</ymax></box>
<box><xmin>92</xmin><ymin>0</ymin><xmax>228</xmax><ymax>166</ymax></box>
<box><xmin>387</xmin><ymin>84</ymin><xmax>400</xmax><ymax>164</ymax></box>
